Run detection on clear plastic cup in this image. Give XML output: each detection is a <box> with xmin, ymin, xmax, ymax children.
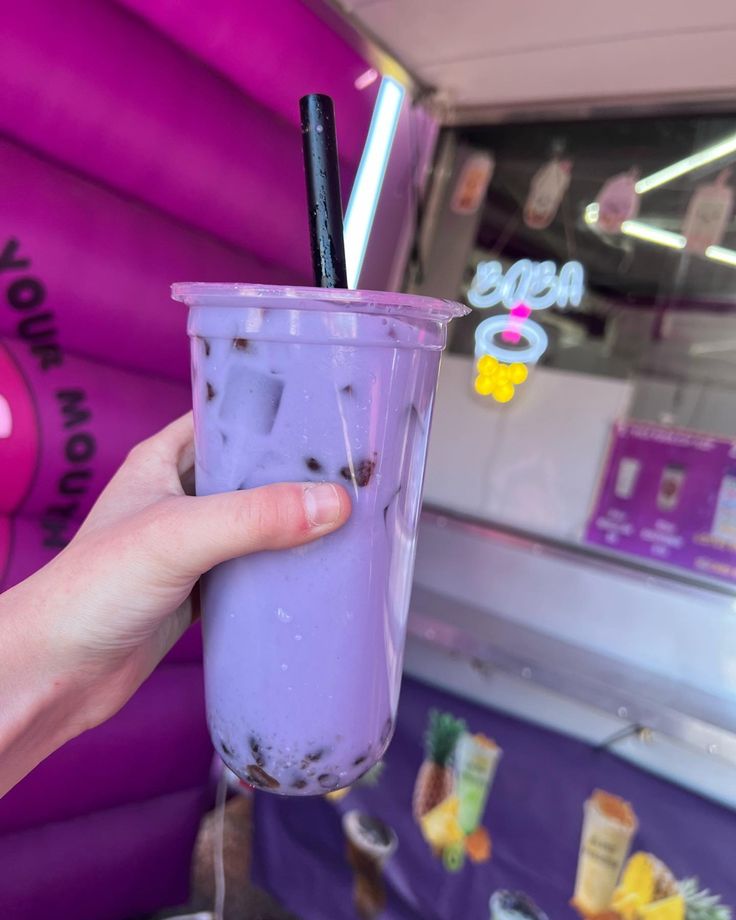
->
<box><xmin>173</xmin><ymin>283</ymin><xmax>467</xmax><ymax>796</ymax></box>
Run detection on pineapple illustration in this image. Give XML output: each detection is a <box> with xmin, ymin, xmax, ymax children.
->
<box><xmin>680</xmin><ymin>878</ymin><xmax>732</xmax><ymax>920</ymax></box>
<box><xmin>613</xmin><ymin>856</ymin><xmax>731</xmax><ymax>920</ymax></box>
<box><xmin>651</xmin><ymin>857</ymin><xmax>679</xmax><ymax>901</ymax></box>
<box><xmin>412</xmin><ymin>710</ymin><xmax>466</xmax><ymax>822</ymax></box>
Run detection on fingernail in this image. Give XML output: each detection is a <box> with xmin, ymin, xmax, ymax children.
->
<box><xmin>304</xmin><ymin>483</ymin><xmax>341</xmax><ymax>528</ymax></box>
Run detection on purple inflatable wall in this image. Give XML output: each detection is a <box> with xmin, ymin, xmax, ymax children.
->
<box><xmin>0</xmin><ymin>1</ymin><xmax>376</xmax><ymax>917</ymax></box>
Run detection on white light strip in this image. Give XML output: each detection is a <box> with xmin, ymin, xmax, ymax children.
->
<box><xmin>635</xmin><ymin>132</ymin><xmax>736</xmax><ymax>195</ymax></box>
<box><xmin>620</xmin><ymin>220</ymin><xmax>687</xmax><ymax>250</ymax></box>
<box><xmin>705</xmin><ymin>244</ymin><xmax>736</xmax><ymax>267</ymax></box>
<box><xmin>343</xmin><ymin>76</ymin><xmax>405</xmax><ymax>289</ymax></box>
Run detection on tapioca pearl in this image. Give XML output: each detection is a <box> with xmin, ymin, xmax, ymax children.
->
<box><xmin>219</xmin><ymin>739</ymin><xmax>234</xmax><ymax>758</ymax></box>
<box><xmin>339</xmin><ymin>455</ymin><xmax>376</xmax><ymax>487</ymax></box>
<box><xmin>249</xmin><ymin>736</ymin><xmax>265</xmax><ymax>767</ymax></box>
<box><xmin>318</xmin><ymin>773</ymin><xmax>340</xmax><ymax>789</ymax></box>
<box><xmin>246</xmin><ymin>765</ymin><xmax>280</xmax><ymax>789</ymax></box>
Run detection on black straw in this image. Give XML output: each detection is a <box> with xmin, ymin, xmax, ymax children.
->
<box><xmin>299</xmin><ymin>94</ymin><xmax>348</xmax><ymax>289</ymax></box>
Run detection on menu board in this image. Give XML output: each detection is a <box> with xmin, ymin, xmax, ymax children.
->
<box><xmin>586</xmin><ymin>421</ymin><xmax>736</xmax><ymax>585</ymax></box>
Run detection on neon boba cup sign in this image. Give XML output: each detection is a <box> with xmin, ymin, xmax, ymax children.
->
<box><xmin>469</xmin><ymin>259</ymin><xmax>583</xmax><ymax>362</ymax></box>
<box><xmin>467</xmin><ymin>259</ymin><xmax>584</xmax><ymax>401</ymax></box>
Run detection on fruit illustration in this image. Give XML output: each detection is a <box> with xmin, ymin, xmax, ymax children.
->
<box><xmin>442</xmin><ymin>840</ymin><xmax>466</xmax><ymax>873</ymax></box>
<box><xmin>638</xmin><ymin>895</ymin><xmax>685</xmax><ymax>920</ymax></box>
<box><xmin>412</xmin><ymin>710</ymin><xmax>466</xmax><ymax>821</ymax></box>
<box><xmin>612</xmin><ymin>855</ymin><xmax>731</xmax><ymax>920</ymax></box>
<box><xmin>465</xmin><ymin>826</ymin><xmax>492</xmax><ymax>863</ymax></box>
<box><xmin>419</xmin><ymin>794</ymin><xmax>464</xmax><ymax>851</ymax></box>
<box><xmin>680</xmin><ymin>878</ymin><xmax>732</xmax><ymax>920</ymax></box>
<box><xmin>614</xmin><ymin>853</ymin><xmax>680</xmax><ymax>919</ymax></box>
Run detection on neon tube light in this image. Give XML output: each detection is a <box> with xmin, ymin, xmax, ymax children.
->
<box><xmin>706</xmin><ymin>244</ymin><xmax>736</xmax><ymax>267</ymax></box>
<box><xmin>635</xmin><ymin>132</ymin><xmax>736</xmax><ymax>195</ymax></box>
<box><xmin>620</xmin><ymin>220</ymin><xmax>687</xmax><ymax>249</ymax></box>
<box><xmin>343</xmin><ymin>76</ymin><xmax>405</xmax><ymax>289</ymax></box>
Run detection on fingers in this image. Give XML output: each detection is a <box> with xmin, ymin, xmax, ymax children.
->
<box><xmin>77</xmin><ymin>413</ymin><xmax>196</xmax><ymax>533</ymax></box>
<box><xmin>144</xmin><ymin>482</ymin><xmax>351</xmax><ymax>578</ymax></box>
<box><xmin>130</xmin><ymin>412</ymin><xmax>195</xmax><ymax>479</ymax></box>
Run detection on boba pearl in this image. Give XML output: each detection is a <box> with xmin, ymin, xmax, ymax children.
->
<box><xmin>477</xmin><ymin>354</ymin><xmax>498</xmax><ymax>375</ymax></box>
<box><xmin>494</xmin><ymin>382</ymin><xmax>515</xmax><ymax>403</ymax></box>
<box><xmin>508</xmin><ymin>363</ymin><xmax>529</xmax><ymax>384</ymax></box>
<box><xmin>475</xmin><ymin>374</ymin><xmax>495</xmax><ymax>396</ymax></box>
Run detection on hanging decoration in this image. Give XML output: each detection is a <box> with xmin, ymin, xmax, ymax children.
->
<box><xmin>594</xmin><ymin>168</ymin><xmax>640</xmax><ymax>233</ymax></box>
<box><xmin>681</xmin><ymin>169</ymin><xmax>734</xmax><ymax>255</ymax></box>
<box><xmin>468</xmin><ymin>259</ymin><xmax>584</xmax><ymax>403</ymax></box>
<box><xmin>451</xmin><ymin>152</ymin><xmax>495</xmax><ymax>215</ymax></box>
<box><xmin>523</xmin><ymin>157</ymin><xmax>573</xmax><ymax>229</ymax></box>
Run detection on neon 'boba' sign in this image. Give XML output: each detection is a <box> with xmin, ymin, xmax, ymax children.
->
<box><xmin>468</xmin><ymin>259</ymin><xmax>584</xmax><ymax>311</ymax></box>
<box><xmin>470</xmin><ymin>259</ymin><xmax>584</xmax><ymax>366</ymax></box>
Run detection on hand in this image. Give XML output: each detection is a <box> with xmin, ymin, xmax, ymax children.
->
<box><xmin>0</xmin><ymin>413</ymin><xmax>350</xmax><ymax>795</ymax></box>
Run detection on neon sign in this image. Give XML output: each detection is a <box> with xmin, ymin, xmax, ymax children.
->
<box><xmin>469</xmin><ymin>259</ymin><xmax>584</xmax><ymax>402</ymax></box>
<box><xmin>468</xmin><ymin>259</ymin><xmax>584</xmax><ymax>310</ymax></box>
<box><xmin>475</xmin><ymin>313</ymin><xmax>549</xmax><ymax>365</ymax></box>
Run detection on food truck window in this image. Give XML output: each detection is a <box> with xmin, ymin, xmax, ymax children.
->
<box><xmin>416</xmin><ymin>113</ymin><xmax>736</xmax><ymax>589</ymax></box>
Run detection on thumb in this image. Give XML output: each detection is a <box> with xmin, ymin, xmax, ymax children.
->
<box><xmin>146</xmin><ymin>482</ymin><xmax>351</xmax><ymax>578</ymax></box>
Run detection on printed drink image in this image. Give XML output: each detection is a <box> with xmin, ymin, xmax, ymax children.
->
<box><xmin>343</xmin><ymin>810</ymin><xmax>398</xmax><ymax>920</ymax></box>
<box><xmin>455</xmin><ymin>733</ymin><xmax>501</xmax><ymax>835</ymax></box>
<box><xmin>573</xmin><ymin>790</ymin><xmax>638</xmax><ymax>916</ymax></box>
<box><xmin>174</xmin><ymin>283</ymin><xmax>467</xmax><ymax>795</ymax></box>
<box><xmin>490</xmin><ymin>890</ymin><xmax>549</xmax><ymax>920</ymax></box>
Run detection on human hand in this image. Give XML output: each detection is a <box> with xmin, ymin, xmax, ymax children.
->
<box><xmin>0</xmin><ymin>413</ymin><xmax>350</xmax><ymax>793</ymax></box>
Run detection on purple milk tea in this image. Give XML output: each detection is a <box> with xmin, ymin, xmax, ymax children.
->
<box><xmin>174</xmin><ymin>283</ymin><xmax>466</xmax><ymax>795</ymax></box>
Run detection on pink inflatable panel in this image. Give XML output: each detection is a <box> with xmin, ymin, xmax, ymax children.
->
<box><xmin>0</xmin><ymin>786</ymin><xmax>207</xmax><ymax>920</ymax></box>
<box><xmin>119</xmin><ymin>0</ymin><xmax>378</xmax><ymax>167</ymax></box>
<box><xmin>0</xmin><ymin>336</ymin><xmax>188</xmax><ymax>528</ymax></box>
<box><xmin>0</xmin><ymin>0</ymin><xmax>335</xmax><ymax>275</ymax></box>
<box><xmin>0</xmin><ymin>664</ymin><xmax>209</xmax><ymax>835</ymax></box>
<box><xmin>0</xmin><ymin>139</ymin><xmax>300</xmax><ymax>380</ymax></box>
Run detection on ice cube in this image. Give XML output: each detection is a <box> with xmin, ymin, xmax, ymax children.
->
<box><xmin>219</xmin><ymin>365</ymin><xmax>284</xmax><ymax>435</ymax></box>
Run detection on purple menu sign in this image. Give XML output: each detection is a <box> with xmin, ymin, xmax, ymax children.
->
<box><xmin>586</xmin><ymin>421</ymin><xmax>736</xmax><ymax>585</ymax></box>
